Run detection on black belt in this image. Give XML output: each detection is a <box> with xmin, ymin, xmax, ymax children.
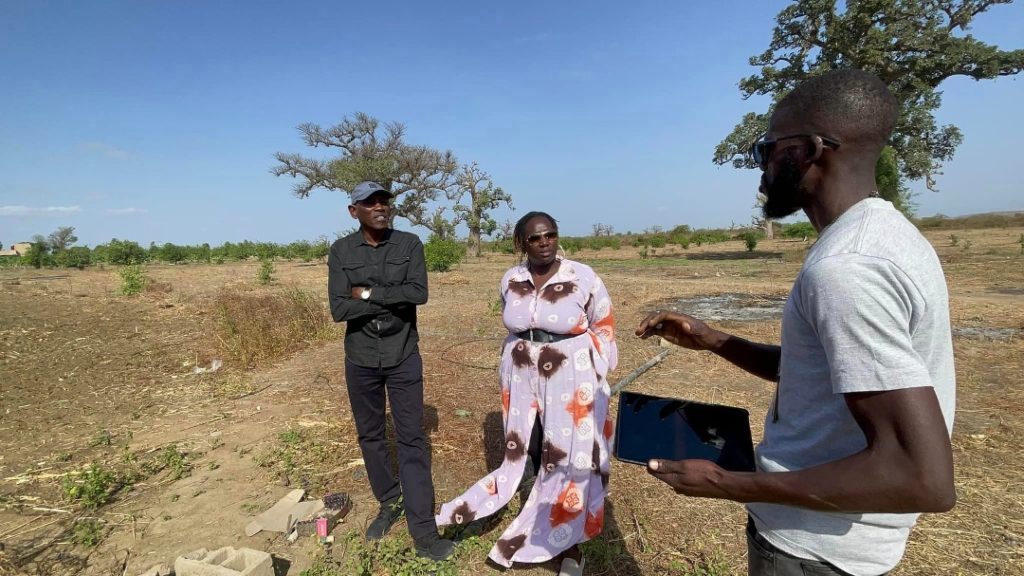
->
<box><xmin>516</xmin><ymin>329</ymin><xmax>575</xmax><ymax>343</ymax></box>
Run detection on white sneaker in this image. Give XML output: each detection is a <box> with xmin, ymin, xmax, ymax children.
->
<box><xmin>558</xmin><ymin>556</ymin><xmax>585</xmax><ymax>576</ymax></box>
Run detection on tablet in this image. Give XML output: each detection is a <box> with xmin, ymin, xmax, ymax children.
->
<box><xmin>613</xmin><ymin>391</ymin><xmax>756</xmax><ymax>472</ymax></box>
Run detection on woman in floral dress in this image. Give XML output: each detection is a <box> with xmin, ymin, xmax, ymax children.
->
<box><xmin>436</xmin><ymin>211</ymin><xmax>618</xmax><ymax>575</ymax></box>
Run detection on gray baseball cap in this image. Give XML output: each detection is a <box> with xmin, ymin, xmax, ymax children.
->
<box><xmin>350</xmin><ymin>181</ymin><xmax>392</xmax><ymax>204</ymax></box>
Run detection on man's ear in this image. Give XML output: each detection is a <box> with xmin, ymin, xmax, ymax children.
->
<box><xmin>348</xmin><ymin>205</ymin><xmax>358</xmax><ymax>219</ymax></box>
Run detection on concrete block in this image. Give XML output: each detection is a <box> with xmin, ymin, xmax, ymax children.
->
<box><xmin>174</xmin><ymin>546</ymin><xmax>273</xmax><ymax>576</ymax></box>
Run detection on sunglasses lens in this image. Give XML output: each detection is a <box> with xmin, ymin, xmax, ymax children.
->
<box><xmin>751</xmin><ymin>141</ymin><xmax>773</xmax><ymax>165</ymax></box>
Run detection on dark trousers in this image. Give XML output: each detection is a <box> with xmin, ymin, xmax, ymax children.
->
<box><xmin>346</xmin><ymin>351</ymin><xmax>436</xmax><ymax>540</ymax></box>
<box><xmin>526</xmin><ymin>416</ymin><xmax>542</xmax><ymax>477</ymax></box>
<box><xmin>747</xmin><ymin>517</ymin><xmax>885</xmax><ymax>576</ymax></box>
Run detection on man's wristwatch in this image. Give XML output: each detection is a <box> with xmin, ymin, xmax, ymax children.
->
<box><xmin>360</xmin><ymin>288</ymin><xmax>371</xmax><ymax>301</ymax></box>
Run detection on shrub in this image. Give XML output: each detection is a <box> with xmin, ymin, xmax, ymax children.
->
<box><xmin>0</xmin><ymin>255</ymin><xmax>23</xmax><ymax>269</ymax></box>
<box><xmin>670</xmin><ymin>233</ymin><xmax>691</xmax><ymax>249</ymax></box>
<box><xmin>560</xmin><ymin>237</ymin><xmax>582</xmax><ymax>255</ymax></box>
<box><xmin>215</xmin><ymin>287</ymin><xmax>336</xmax><ymax>368</ymax></box>
<box><xmin>72</xmin><ymin>518</ymin><xmax>105</xmax><ymax>547</ymax></box>
<box><xmin>119</xmin><ymin>265</ymin><xmax>147</xmax><ymax>295</ymax></box>
<box><xmin>311</xmin><ymin>237</ymin><xmax>331</xmax><ymax>261</ymax></box>
<box><xmin>690</xmin><ymin>230</ymin><xmax>730</xmax><ymax>246</ymax></box>
<box><xmin>257</xmin><ymin>259</ymin><xmax>275</xmax><ymax>285</ymax></box>
<box><xmin>194</xmin><ymin>243</ymin><xmax>212</xmax><ymax>263</ymax></box>
<box><xmin>160</xmin><ymin>445</ymin><xmax>191</xmax><ymax>480</ymax></box>
<box><xmin>21</xmin><ymin>242</ymin><xmax>53</xmax><ymax>269</ymax></box>
<box><xmin>648</xmin><ymin>234</ymin><xmax>667</xmax><ymax>248</ymax></box>
<box><xmin>62</xmin><ymin>464</ymin><xmax>117</xmax><ymax>508</ymax></box>
<box><xmin>781</xmin><ymin>221</ymin><xmax>817</xmax><ymax>240</ymax></box>
<box><xmin>424</xmin><ymin>235</ymin><xmax>465</xmax><ymax>272</ymax></box>
<box><xmin>742</xmin><ymin>231</ymin><xmax>760</xmax><ymax>252</ymax></box>
<box><xmin>586</xmin><ymin>236</ymin><xmax>620</xmax><ymax>251</ymax></box>
<box><xmin>55</xmin><ymin>246</ymin><xmax>92</xmax><ymax>269</ymax></box>
<box><xmin>489</xmin><ymin>237</ymin><xmax>515</xmax><ymax>254</ymax></box>
<box><xmin>159</xmin><ymin>243</ymin><xmax>189</xmax><ymax>263</ymax></box>
<box><xmin>97</xmin><ymin>239</ymin><xmax>148</xmax><ymax>265</ymax></box>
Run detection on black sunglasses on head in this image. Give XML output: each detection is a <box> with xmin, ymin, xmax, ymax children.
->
<box><xmin>749</xmin><ymin>133</ymin><xmax>841</xmax><ymax>167</ymax></box>
<box><xmin>527</xmin><ymin>231</ymin><xmax>558</xmax><ymax>244</ymax></box>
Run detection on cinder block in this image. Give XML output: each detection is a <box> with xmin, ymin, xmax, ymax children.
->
<box><xmin>174</xmin><ymin>547</ymin><xmax>273</xmax><ymax>576</ymax></box>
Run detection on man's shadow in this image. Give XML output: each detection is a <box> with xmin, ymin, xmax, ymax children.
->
<box><xmin>481</xmin><ymin>411</ymin><xmax>643</xmax><ymax>575</ymax></box>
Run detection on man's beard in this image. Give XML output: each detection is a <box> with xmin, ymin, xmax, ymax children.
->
<box><xmin>762</xmin><ymin>158</ymin><xmax>806</xmax><ymax>219</ymax></box>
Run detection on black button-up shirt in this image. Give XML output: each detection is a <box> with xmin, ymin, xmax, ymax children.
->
<box><xmin>327</xmin><ymin>229</ymin><xmax>428</xmax><ymax>368</ymax></box>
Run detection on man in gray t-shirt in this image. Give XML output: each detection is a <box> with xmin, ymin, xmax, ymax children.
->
<box><xmin>637</xmin><ymin>70</ymin><xmax>956</xmax><ymax>576</ymax></box>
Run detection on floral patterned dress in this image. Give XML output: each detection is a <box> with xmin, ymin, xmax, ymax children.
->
<box><xmin>435</xmin><ymin>257</ymin><xmax>618</xmax><ymax>567</ymax></box>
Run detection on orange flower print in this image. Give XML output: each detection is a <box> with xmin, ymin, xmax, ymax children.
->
<box><xmin>479</xmin><ymin>475</ymin><xmax>498</xmax><ymax>496</ymax></box>
<box><xmin>565</xmin><ymin>390</ymin><xmax>594</xmax><ymax>426</ymax></box>
<box><xmin>585</xmin><ymin>505</ymin><xmax>605</xmax><ymax>538</ymax></box>
<box><xmin>549</xmin><ymin>481</ymin><xmax>585</xmax><ymax>527</ymax></box>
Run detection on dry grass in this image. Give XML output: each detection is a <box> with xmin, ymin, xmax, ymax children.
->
<box><xmin>1</xmin><ymin>228</ymin><xmax>1022</xmax><ymax>575</ymax></box>
<box><xmin>212</xmin><ymin>285</ymin><xmax>340</xmax><ymax>368</ymax></box>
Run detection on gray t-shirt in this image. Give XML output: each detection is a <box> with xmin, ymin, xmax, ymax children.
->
<box><xmin>747</xmin><ymin>198</ymin><xmax>956</xmax><ymax>576</ymax></box>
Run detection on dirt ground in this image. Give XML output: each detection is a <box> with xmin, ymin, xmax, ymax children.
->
<box><xmin>1</xmin><ymin>226</ymin><xmax>1022</xmax><ymax>576</ymax></box>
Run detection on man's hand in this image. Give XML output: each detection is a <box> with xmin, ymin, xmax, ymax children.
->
<box><xmin>635</xmin><ymin>311</ymin><xmax>725</xmax><ymax>351</ymax></box>
<box><xmin>351</xmin><ymin>286</ymin><xmax>366</xmax><ymax>299</ymax></box>
<box><xmin>647</xmin><ymin>459</ymin><xmax>736</xmax><ymax>499</ymax></box>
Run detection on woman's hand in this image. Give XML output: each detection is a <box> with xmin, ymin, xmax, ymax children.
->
<box><xmin>634</xmin><ymin>310</ymin><xmax>725</xmax><ymax>351</ymax></box>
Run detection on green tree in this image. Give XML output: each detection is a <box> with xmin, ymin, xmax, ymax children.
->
<box><xmin>55</xmin><ymin>246</ymin><xmax>92</xmax><ymax>269</ymax></box>
<box><xmin>272</xmin><ymin>112</ymin><xmax>459</xmax><ymax>236</ymax></box>
<box><xmin>22</xmin><ymin>236</ymin><xmax>51</xmax><ymax>268</ymax></box>
<box><xmin>159</xmin><ymin>243</ymin><xmax>188</xmax><ymax>264</ymax></box>
<box><xmin>875</xmin><ymin>146</ymin><xmax>915</xmax><ymax>215</ymax></box>
<box><xmin>311</xmin><ymin>235</ymin><xmax>330</xmax><ymax>262</ymax></box>
<box><xmin>195</xmin><ymin>243</ymin><xmax>212</xmax><ymax>263</ymax></box>
<box><xmin>449</xmin><ymin>163</ymin><xmax>513</xmax><ymax>257</ymax></box>
<box><xmin>714</xmin><ymin>0</ymin><xmax>1024</xmax><ymax>208</ymax></box>
<box><xmin>96</xmin><ymin>239</ymin><xmax>148</xmax><ymax>265</ymax></box>
<box><xmin>48</xmin><ymin>226</ymin><xmax>78</xmax><ymax>252</ymax></box>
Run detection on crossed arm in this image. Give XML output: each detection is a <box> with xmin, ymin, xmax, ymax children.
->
<box><xmin>326</xmin><ymin>240</ymin><xmax>428</xmax><ymax>322</ymax></box>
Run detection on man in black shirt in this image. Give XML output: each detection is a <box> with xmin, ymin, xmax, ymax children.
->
<box><xmin>328</xmin><ymin>181</ymin><xmax>454</xmax><ymax>561</ymax></box>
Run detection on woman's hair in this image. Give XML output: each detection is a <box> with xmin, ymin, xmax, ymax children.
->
<box><xmin>513</xmin><ymin>211</ymin><xmax>559</xmax><ymax>256</ymax></box>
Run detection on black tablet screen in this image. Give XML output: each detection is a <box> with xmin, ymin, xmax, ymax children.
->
<box><xmin>613</xmin><ymin>391</ymin><xmax>756</xmax><ymax>472</ymax></box>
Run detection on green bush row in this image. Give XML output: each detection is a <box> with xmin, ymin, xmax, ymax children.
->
<box><xmin>4</xmin><ymin>237</ymin><xmax>335</xmax><ymax>269</ymax></box>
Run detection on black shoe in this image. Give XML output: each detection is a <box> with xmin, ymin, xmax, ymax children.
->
<box><xmin>458</xmin><ymin>517</ymin><xmax>488</xmax><ymax>540</ymax></box>
<box><xmin>414</xmin><ymin>533</ymin><xmax>456</xmax><ymax>562</ymax></box>
<box><xmin>366</xmin><ymin>497</ymin><xmax>403</xmax><ymax>540</ymax></box>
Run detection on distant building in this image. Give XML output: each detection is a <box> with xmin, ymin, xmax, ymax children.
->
<box><xmin>0</xmin><ymin>242</ymin><xmax>32</xmax><ymax>257</ymax></box>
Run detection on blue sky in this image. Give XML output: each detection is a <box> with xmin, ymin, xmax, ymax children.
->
<box><xmin>1</xmin><ymin>1</ymin><xmax>1022</xmax><ymax>247</ymax></box>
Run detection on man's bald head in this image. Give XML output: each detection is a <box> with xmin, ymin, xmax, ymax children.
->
<box><xmin>774</xmin><ymin>69</ymin><xmax>897</xmax><ymax>152</ymax></box>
